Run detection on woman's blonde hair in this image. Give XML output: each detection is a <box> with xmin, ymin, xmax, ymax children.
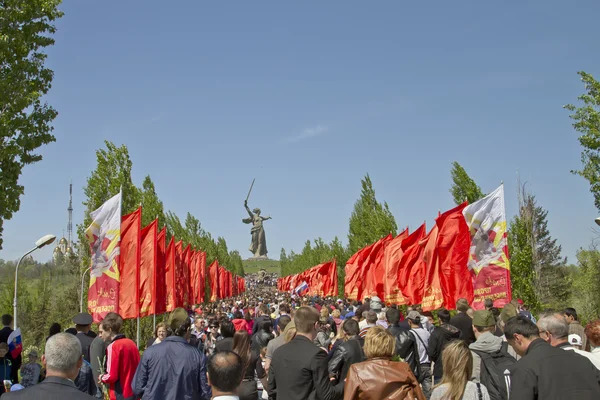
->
<box><xmin>283</xmin><ymin>320</ymin><xmax>297</xmax><ymax>343</ymax></box>
<box><xmin>331</xmin><ymin>309</ymin><xmax>341</xmax><ymax>318</ymax></box>
<box><xmin>437</xmin><ymin>340</ymin><xmax>473</xmax><ymax>400</ymax></box>
<box><xmin>320</xmin><ymin>307</ymin><xmax>330</xmax><ymax>318</ymax></box>
<box><xmin>335</xmin><ymin>319</ymin><xmax>347</xmax><ymax>341</ymax></box>
<box><xmin>363</xmin><ymin>325</ymin><xmax>395</xmax><ymax>359</ymax></box>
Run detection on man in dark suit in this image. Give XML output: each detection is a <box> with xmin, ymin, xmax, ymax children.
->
<box><xmin>268</xmin><ymin>306</ymin><xmax>342</xmax><ymax>400</ymax></box>
<box><xmin>0</xmin><ymin>314</ymin><xmax>20</xmax><ymax>384</ymax></box>
<box><xmin>1</xmin><ymin>332</ymin><xmax>94</xmax><ymax>399</ymax></box>
<box><xmin>72</xmin><ymin>313</ymin><xmax>95</xmax><ymax>363</ymax></box>
<box><xmin>449</xmin><ymin>298</ymin><xmax>476</xmax><ymax>345</ymax></box>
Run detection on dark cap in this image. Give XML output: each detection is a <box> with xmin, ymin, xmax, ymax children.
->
<box><xmin>168</xmin><ymin>307</ymin><xmax>189</xmax><ymax>331</ymax></box>
<box><xmin>73</xmin><ymin>312</ymin><xmax>93</xmax><ymax>325</ymax></box>
<box><xmin>473</xmin><ymin>310</ymin><xmax>495</xmax><ymax>327</ymax></box>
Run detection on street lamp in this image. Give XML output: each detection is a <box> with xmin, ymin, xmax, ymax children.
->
<box><xmin>80</xmin><ymin>266</ymin><xmax>92</xmax><ymax>313</ymax></box>
<box><xmin>13</xmin><ymin>234</ymin><xmax>56</xmax><ymax>329</ymax></box>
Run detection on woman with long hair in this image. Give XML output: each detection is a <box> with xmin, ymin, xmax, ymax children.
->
<box><xmin>344</xmin><ymin>326</ymin><xmax>425</xmax><ymax>400</ymax></box>
<box><xmin>232</xmin><ymin>330</ymin><xmax>266</xmax><ymax>400</ymax></box>
<box><xmin>430</xmin><ymin>341</ymin><xmax>491</xmax><ymax>400</ymax></box>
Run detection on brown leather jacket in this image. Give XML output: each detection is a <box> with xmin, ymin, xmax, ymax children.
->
<box><xmin>343</xmin><ymin>358</ymin><xmax>426</xmax><ymax>400</ymax></box>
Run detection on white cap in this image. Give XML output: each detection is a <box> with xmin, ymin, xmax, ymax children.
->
<box><xmin>568</xmin><ymin>334</ymin><xmax>583</xmax><ymax>346</ymax></box>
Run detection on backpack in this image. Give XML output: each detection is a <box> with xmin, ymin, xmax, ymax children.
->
<box><xmin>471</xmin><ymin>341</ymin><xmax>516</xmax><ymax>400</ymax></box>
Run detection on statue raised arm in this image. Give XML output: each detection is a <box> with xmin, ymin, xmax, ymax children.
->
<box><xmin>242</xmin><ymin>200</ymin><xmax>270</xmax><ymax>259</ymax></box>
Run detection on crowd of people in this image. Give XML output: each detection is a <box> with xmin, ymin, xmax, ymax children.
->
<box><xmin>1</xmin><ymin>284</ymin><xmax>600</xmax><ymax>399</ymax></box>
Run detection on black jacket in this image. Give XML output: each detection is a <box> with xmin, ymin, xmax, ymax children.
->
<box><xmin>1</xmin><ymin>376</ymin><xmax>95</xmax><ymax>400</ymax></box>
<box><xmin>388</xmin><ymin>324</ymin><xmax>419</xmax><ymax>380</ymax></box>
<box><xmin>449</xmin><ymin>312</ymin><xmax>476</xmax><ymax>345</ymax></box>
<box><xmin>268</xmin><ymin>335</ymin><xmax>342</xmax><ymax>400</ymax></box>
<box><xmin>509</xmin><ymin>338</ymin><xmax>600</xmax><ymax>400</ymax></box>
<box><xmin>428</xmin><ymin>324</ymin><xmax>462</xmax><ymax>378</ymax></box>
<box><xmin>327</xmin><ymin>337</ymin><xmax>365</xmax><ymax>384</ymax></box>
<box><xmin>252</xmin><ymin>315</ymin><xmax>272</xmax><ymax>335</ymax></box>
<box><xmin>0</xmin><ymin>326</ymin><xmax>20</xmax><ymax>383</ymax></box>
<box><xmin>252</xmin><ymin>330</ymin><xmax>273</xmax><ymax>352</ymax></box>
<box><xmin>215</xmin><ymin>337</ymin><xmax>234</xmax><ymax>353</ymax></box>
<box><xmin>76</xmin><ymin>332</ymin><xmax>95</xmax><ymax>363</ymax></box>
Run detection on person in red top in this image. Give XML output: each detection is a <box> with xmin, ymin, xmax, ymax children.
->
<box><xmin>99</xmin><ymin>313</ymin><xmax>140</xmax><ymax>400</ymax></box>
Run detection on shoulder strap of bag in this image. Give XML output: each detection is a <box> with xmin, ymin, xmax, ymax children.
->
<box><xmin>477</xmin><ymin>383</ymin><xmax>483</xmax><ymax>400</ymax></box>
<box><xmin>410</xmin><ymin>329</ymin><xmax>428</xmax><ymax>350</ymax></box>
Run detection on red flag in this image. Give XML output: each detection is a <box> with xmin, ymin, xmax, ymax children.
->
<box><xmin>174</xmin><ymin>241</ymin><xmax>183</xmax><ymax>307</ymax></box>
<box><xmin>139</xmin><ymin>219</ymin><xmax>157</xmax><ymax>317</ymax></box>
<box><xmin>209</xmin><ymin>261</ymin><xmax>218</xmax><ymax>302</ymax></box>
<box><xmin>398</xmin><ymin>224</ymin><xmax>427</xmax><ymax>304</ymax></box>
<box><xmin>361</xmin><ymin>234</ymin><xmax>393</xmax><ymax>301</ymax></box>
<box><xmin>420</xmin><ymin>224</ymin><xmax>442</xmax><ymax>311</ymax></box>
<box><xmin>436</xmin><ymin>202</ymin><xmax>473</xmax><ymax>309</ymax></box>
<box><xmin>345</xmin><ymin>244</ymin><xmax>373</xmax><ymax>301</ymax></box>
<box><xmin>199</xmin><ymin>252</ymin><xmax>206</xmax><ymax>303</ymax></box>
<box><xmin>182</xmin><ymin>244</ymin><xmax>191</xmax><ymax>308</ymax></box>
<box><xmin>190</xmin><ymin>251</ymin><xmax>200</xmax><ymax>305</ymax></box>
<box><xmin>119</xmin><ymin>208</ymin><xmax>141</xmax><ymax>319</ymax></box>
<box><xmin>383</xmin><ymin>228</ymin><xmax>410</xmax><ymax>305</ymax></box>
<box><xmin>219</xmin><ymin>267</ymin><xmax>227</xmax><ymax>299</ymax></box>
<box><xmin>155</xmin><ymin>227</ymin><xmax>167</xmax><ymax>315</ymax></box>
<box><xmin>310</xmin><ymin>260</ymin><xmax>338</xmax><ymax>297</ymax></box>
<box><xmin>165</xmin><ymin>237</ymin><xmax>176</xmax><ymax>312</ymax></box>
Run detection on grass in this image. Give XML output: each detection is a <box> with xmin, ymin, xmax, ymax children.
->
<box><xmin>243</xmin><ymin>258</ymin><xmax>281</xmax><ymax>275</ymax></box>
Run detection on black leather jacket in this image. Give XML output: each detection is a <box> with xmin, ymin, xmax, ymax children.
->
<box><xmin>252</xmin><ymin>330</ymin><xmax>274</xmax><ymax>352</ymax></box>
<box><xmin>328</xmin><ymin>337</ymin><xmax>365</xmax><ymax>384</ymax></box>
<box><xmin>388</xmin><ymin>324</ymin><xmax>420</xmax><ymax>381</ymax></box>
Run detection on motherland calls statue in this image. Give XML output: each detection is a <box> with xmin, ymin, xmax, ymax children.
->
<box><xmin>243</xmin><ymin>199</ymin><xmax>271</xmax><ymax>259</ymax></box>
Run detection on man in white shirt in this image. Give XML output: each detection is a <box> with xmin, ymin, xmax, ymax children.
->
<box><xmin>407</xmin><ymin>310</ymin><xmax>432</xmax><ymax>399</ymax></box>
<box><xmin>208</xmin><ymin>351</ymin><xmax>244</xmax><ymax>400</ymax></box>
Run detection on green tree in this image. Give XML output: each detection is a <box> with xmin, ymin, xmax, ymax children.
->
<box><xmin>0</xmin><ymin>0</ymin><xmax>63</xmax><ymax>249</ymax></box>
<box><xmin>449</xmin><ymin>162</ymin><xmax>485</xmax><ymax>205</ymax></box>
<box><xmin>569</xmin><ymin>248</ymin><xmax>600</xmax><ymax>323</ymax></box>
<box><xmin>348</xmin><ymin>174</ymin><xmax>397</xmax><ymax>253</ymax></box>
<box><xmin>140</xmin><ymin>175</ymin><xmax>165</xmax><ymax>227</ymax></box>
<box><xmin>565</xmin><ymin>71</ymin><xmax>600</xmax><ymax>210</ymax></box>
<box><xmin>508</xmin><ymin>183</ymin><xmax>568</xmax><ymax>311</ymax></box>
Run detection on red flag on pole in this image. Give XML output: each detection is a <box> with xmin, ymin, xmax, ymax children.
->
<box><xmin>383</xmin><ymin>228</ymin><xmax>410</xmax><ymax>305</ymax></box>
<box><xmin>182</xmin><ymin>244</ymin><xmax>191</xmax><ymax>308</ymax></box>
<box><xmin>436</xmin><ymin>202</ymin><xmax>473</xmax><ymax>309</ymax></box>
<box><xmin>139</xmin><ymin>219</ymin><xmax>157</xmax><ymax>317</ymax></box>
<box><xmin>155</xmin><ymin>227</ymin><xmax>167</xmax><ymax>315</ymax></box>
<box><xmin>199</xmin><ymin>252</ymin><xmax>206</xmax><ymax>303</ymax></box>
<box><xmin>361</xmin><ymin>234</ymin><xmax>393</xmax><ymax>301</ymax></box>
<box><xmin>209</xmin><ymin>261</ymin><xmax>218</xmax><ymax>302</ymax></box>
<box><xmin>174</xmin><ymin>241</ymin><xmax>183</xmax><ymax>307</ymax></box>
<box><xmin>119</xmin><ymin>208</ymin><xmax>141</xmax><ymax>319</ymax></box>
<box><xmin>398</xmin><ymin>224</ymin><xmax>427</xmax><ymax>304</ymax></box>
<box><xmin>165</xmin><ymin>237</ymin><xmax>176</xmax><ymax>312</ymax></box>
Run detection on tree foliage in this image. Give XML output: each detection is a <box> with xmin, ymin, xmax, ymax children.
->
<box><xmin>140</xmin><ymin>176</ymin><xmax>165</xmax><ymax>228</ymax></box>
<box><xmin>348</xmin><ymin>174</ymin><xmax>397</xmax><ymax>253</ymax></box>
<box><xmin>508</xmin><ymin>183</ymin><xmax>569</xmax><ymax>311</ymax></box>
<box><xmin>0</xmin><ymin>0</ymin><xmax>63</xmax><ymax>249</ymax></box>
<box><xmin>565</xmin><ymin>71</ymin><xmax>600</xmax><ymax>211</ymax></box>
<box><xmin>449</xmin><ymin>162</ymin><xmax>485</xmax><ymax>205</ymax></box>
<box><xmin>569</xmin><ymin>248</ymin><xmax>600</xmax><ymax>324</ymax></box>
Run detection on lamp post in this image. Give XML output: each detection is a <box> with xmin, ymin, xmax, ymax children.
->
<box><xmin>14</xmin><ymin>234</ymin><xmax>56</xmax><ymax>329</ymax></box>
<box><xmin>80</xmin><ymin>266</ymin><xmax>92</xmax><ymax>313</ymax></box>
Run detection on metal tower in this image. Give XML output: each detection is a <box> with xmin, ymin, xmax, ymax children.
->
<box><xmin>67</xmin><ymin>181</ymin><xmax>73</xmax><ymax>248</ymax></box>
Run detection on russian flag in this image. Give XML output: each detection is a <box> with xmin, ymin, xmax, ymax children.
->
<box><xmin>294</xmin><ymin>281</ymin><xmax>309</xmax><ymax>296</ymax></box>
<box><xmin>8</xmin><ymin>328</ymin><xmax>22</xmax><ymax>359</ymax></box>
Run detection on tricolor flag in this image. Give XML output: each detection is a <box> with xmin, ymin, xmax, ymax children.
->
<box><xmin>294</xmin><ymin>281</ymin><xmax>309</xmax><ymax>295</ymax></box>
<box><xmin>86</xmin><ymin>192</ymin><xmax>122</xmax><ymax>322</ymax></box>
<box><xmin>7</xmin><ymin>328</ymin><xmax>22</xmax><ymax>359</ymax></box>
<box><xmin>462</xmin><ymin>185</ymin><xmax>512</xmax><ymax>310</ymax></box>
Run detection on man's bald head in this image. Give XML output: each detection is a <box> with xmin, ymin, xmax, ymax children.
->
<box><xmin>207</xmin><ymin>351</ymin><xmax>243</xmax><ymax>394</ymax></box>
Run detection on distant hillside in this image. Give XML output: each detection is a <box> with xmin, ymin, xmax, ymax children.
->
<box><xmin>243</xmin><ymin>259</ymin><xmax>280</xmax><ymax>275</ymax></box>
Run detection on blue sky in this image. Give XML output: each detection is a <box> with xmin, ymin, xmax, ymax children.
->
<box><xmin>2</xmin><ymin>1</ymin><xmax>600</xmax><ymax>265</ymax></box>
